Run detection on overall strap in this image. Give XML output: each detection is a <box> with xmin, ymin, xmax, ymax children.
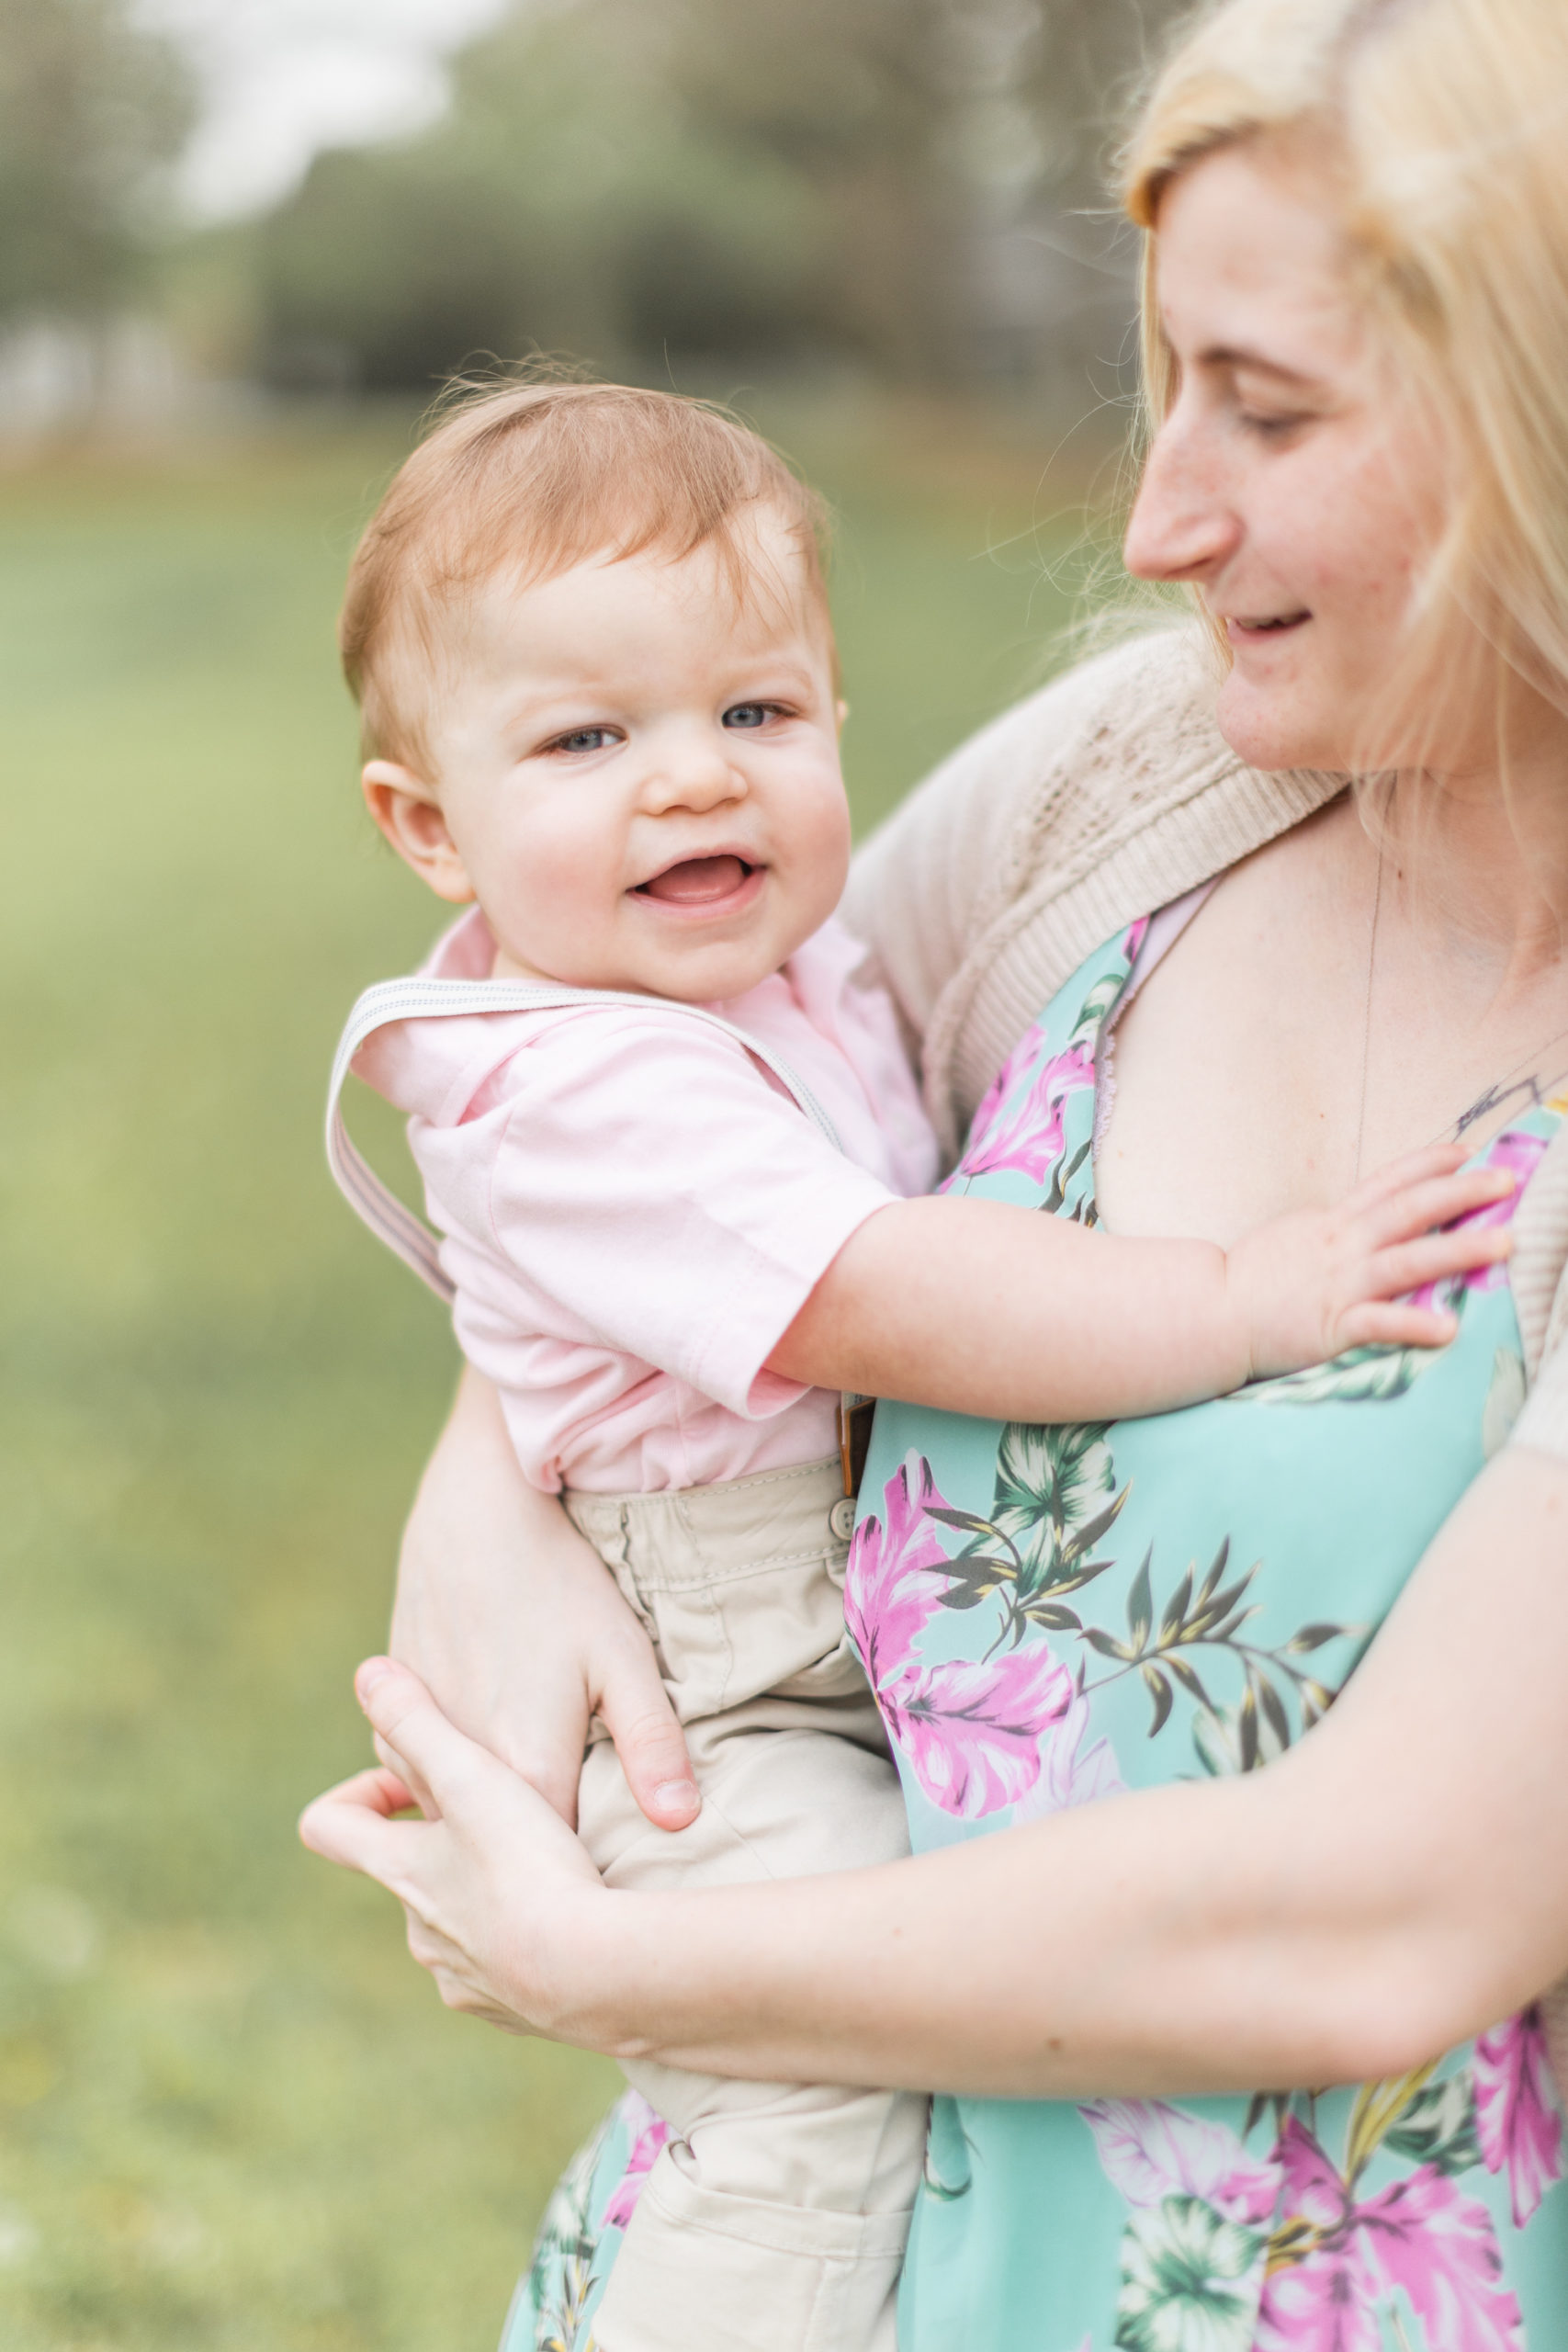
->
<box><xmin>325</xmin><ymin>974</ymin><xmax>845</xmax><ymax>1304</ymax></box>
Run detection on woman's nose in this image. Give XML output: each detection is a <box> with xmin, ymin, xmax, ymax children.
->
<box><xmin>1123</xmin><ymin>413</ymin><xmax>1241</xmax><ymax>585</ymax></box>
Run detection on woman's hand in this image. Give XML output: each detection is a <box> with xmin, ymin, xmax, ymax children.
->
<box><xmin>300</xmin><ymin>1657</ymin><xmax>614</xmax><ymax>2040</ymax></box>
<box><xmin>305</xmin><ymin>1447</ymin><xmax>1568</xmax><ymax>2103</ymax></box>
<box><xmin>390</xmin><ymin>1367</ymin><xmax>698</xmax><ymax>1831</ymax></box>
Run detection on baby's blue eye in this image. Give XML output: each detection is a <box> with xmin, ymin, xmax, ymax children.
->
<box><xmin>723</xmin><ymin>704</ymin><xmax>773</xmax><ymax>729</ymax></box>
<box><xmin>554</xmin><ymin>728</ymin><xmax>615</xmax><ymax>753</ymax></box>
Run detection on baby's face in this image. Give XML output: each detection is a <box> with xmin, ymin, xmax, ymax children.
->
<box><xmin>377</xmin><ymin>516</ymin><xmax>852</xmax><ymax>1002</ymax></box>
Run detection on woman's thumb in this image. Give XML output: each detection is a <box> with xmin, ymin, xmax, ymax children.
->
<box><xmin>355</xmin><ymin>1657</ymin><xmax>480</xmax><ymax>1810</ymax></box>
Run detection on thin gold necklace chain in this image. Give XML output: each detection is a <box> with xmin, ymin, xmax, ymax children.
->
<box><xmin>1355</xmin><ymin>846</ymin><xmax>1568</xmax><ymax>1176</ymax></box>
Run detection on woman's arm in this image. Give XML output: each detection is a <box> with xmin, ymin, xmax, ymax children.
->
<box><xmin>304</xmin><ymin>1442</ymin><xmax>1568</xmax><ymax>2095</ymax></box>
<box><xmin>387</xmin><ymin>1365</ymin><xmax>697</xmax><ymax>1830</ymax></box>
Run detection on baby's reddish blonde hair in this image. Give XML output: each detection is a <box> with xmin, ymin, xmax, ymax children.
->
<box><xmin>340</xmin><ymin>373</ymin><xmax>835</xmax><ymax>773</ymax></box>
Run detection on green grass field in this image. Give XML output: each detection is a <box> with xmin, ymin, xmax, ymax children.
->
<box><xmin>0</xmin><ymin>394</ymin><xmax>1093</xmax><ymax>2350</ymax></box>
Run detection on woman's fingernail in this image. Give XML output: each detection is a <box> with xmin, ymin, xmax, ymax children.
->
<box><xmin>655</xmin><ymin>1780</ymin><xmax>700</xmax><ymax>1816</ymax></box>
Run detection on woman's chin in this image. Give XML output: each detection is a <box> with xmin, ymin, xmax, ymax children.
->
<box><xmin>1213</xmin><ymin>670</ymin><xmax>1348</xmax><ymax>775</ymax></box>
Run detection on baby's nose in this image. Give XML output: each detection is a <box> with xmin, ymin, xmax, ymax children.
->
<box><xmin>645</xmin><ymin>742</ymin><xmax>746</xmax><ymax>810</ymax></box>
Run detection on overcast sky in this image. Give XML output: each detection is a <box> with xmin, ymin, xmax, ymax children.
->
<box><xmin>135</xmin><ymin>0</ymin><xmax>516</xmax><ymax>220</ymax></box>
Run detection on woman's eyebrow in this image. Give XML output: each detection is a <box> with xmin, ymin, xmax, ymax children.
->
<box><xmin>1197</xmin><ymin>342</ymin><xmax>1320</xmax><ymax>386</ymax></box>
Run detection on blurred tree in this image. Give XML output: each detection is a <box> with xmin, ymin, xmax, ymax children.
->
<box><xmin>0</xmin><ymin>0</ymin><xmax>194</xmax><ymax>320</ymax></box>
<box><xmin>251</xmin><ymin>0</ymin><xmax>1185</xmax><ymax>394</ymax></box>
<box><xmin>254</xmin><ymin>0</ymin><xmax>824</xmax><ymax>392</ymax></box>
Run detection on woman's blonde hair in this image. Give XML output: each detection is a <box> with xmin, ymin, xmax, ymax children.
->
<box><xmin>1122</xmin><ymin>0</ymin><xmax>1568</xmax><ymax>757</ymax></box>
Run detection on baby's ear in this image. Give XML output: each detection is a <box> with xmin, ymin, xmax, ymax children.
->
<box><xmin>361</xmin><ymin>761</ymin><xmax>476</xmax><ymax>904</ymax></box>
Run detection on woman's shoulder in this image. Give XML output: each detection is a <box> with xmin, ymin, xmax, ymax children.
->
<box><xmin>840</xmin><ymin>628</ymin><xmax>1221</xmax><ymax>960</ymax></box>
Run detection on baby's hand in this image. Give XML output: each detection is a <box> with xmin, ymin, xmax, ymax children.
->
<box><xmin>1227</xmin><ymin>1143</ymin><xmax>1517</xmax><ymax>1380</ymax></box>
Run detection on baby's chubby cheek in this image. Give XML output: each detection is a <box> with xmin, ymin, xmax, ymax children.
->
<box><xmin>460</xmin><ymin>831</ymin><xmax>604</xmax><ymax>978</ymax></box>
<box><xmin>509</xmin><ymin>876</ymin><xmax>614</xmax><ymax>978</ymax></box>
<box><xmin>794</xmin><ymin>792</ymin><xmax>854</xmax><ymax>928</ymax></box>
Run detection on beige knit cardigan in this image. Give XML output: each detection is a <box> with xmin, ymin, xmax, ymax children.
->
<box><xmin>839</xmin><ymin>624</ymin><xmax>1568</xmax><ymax>1463</ymax></box>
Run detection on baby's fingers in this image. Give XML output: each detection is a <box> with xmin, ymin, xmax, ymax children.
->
<box><xmin>1345</xmin><ymin>1141</ymin><xmax>1468</xmax><ymax>1212</ymax></box>
<box><xmin>1359</xmin><ymin>1164</ymin><xmax>1515</xmax><ymax>1249</ymax></box>
<box><xmin>1338</xmin><ymin>1300</ymin><xmax>1460</xmax><ymax>1351</ymax></box>
<box><xmin>1364</xmin><ymin>1222</ymin><xmax>1513</xmax><ymax>1300</ymax></box>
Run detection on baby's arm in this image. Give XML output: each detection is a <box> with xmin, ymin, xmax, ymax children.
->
<box><xmin>768</xmin><ymin>1145</ymin><xmax>1515</xmax><ymax>1420</ymax></box>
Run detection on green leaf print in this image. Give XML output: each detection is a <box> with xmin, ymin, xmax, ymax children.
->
<box><xmin>1042</xmin><ymin>1136</ymin><xmax>1097</xmax><ymax>1223</ymax></box>
<box><xmin>1073</xmin><ymin>1539</ymin><xmax>1362</xmax><ymax>1756</ymax></box>
<box><xmin>935</xmin><ymin>1420</ymin><xmax>1133</xmax><ymax>1652</ymax></box>
<box><xmin>1074</xmin><ymin>965</ymin><xmax>1133</xmax><ymax>1046</ymax></box>
<box><xmin>527</xmin><ymin>2120</ymin><xmax>607</xmax><ymax>2352</ymax></box>
<box><xmin>993</xmin><ymin>1418</ymin><xmax>1116</xmax><ymax>1524</ymax></box>
<box><xmin>1113</xmin><ymin>2194</ymin><xmax>1267</xmax><ymax>2352</ymax></box>
<box><xmin>996</xmin><ymin>1427</ymin><xmax>1128</xmax><ymax>1589</ymax></box>
<box><xmin>1382</xmin><ymin>2071</ymin><xmax>1482</xmax><ymax>2177</ymax></box>
<box><xmin>1237</xmin><ymin>1344</ymin><xmax>1428</xmax><ymax>1407</ymax></box>
<box><xmin>931</xmin><ymin>1427</ymin><xmax>1363</xmax><ymax>1754</ymax></box>
<box><xmin>1330</xmin><ymin>2057</ymin><xmax>1485</xmax><ymax>2195</ymax></box>
<box><xmin>1142</xmin><ymin>1665</ymin><xmax>1175</xmax><ymax>1735</ymax></box>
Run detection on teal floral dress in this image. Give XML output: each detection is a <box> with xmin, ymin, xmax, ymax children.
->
<box><xmin>510</xmin><ymin>918</ymin><xmax>1568</xmax><ymax>2352</ymax></box>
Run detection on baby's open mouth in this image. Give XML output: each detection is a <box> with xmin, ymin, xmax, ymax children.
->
<box><xmin>636</xmin><ymin>855</ymin><xmax>757</xmax><ymax>906</ymax></box>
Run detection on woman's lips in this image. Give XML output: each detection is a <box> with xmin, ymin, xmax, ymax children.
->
<box><xmin>1225</xmin><ymin>611</ymin><xmax>1311</xmax><ymax>642</ymax></box>
<box><xmin>635</xmin><ymin>854</ymin><xmax>759</xmax><ymax>908</ymax></box>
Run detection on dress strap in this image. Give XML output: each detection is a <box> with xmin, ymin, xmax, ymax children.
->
<box><xmin>1093</xmin><ymin>882</ymin><xmax>1216</xmax><ymax>1160</ymax></box>
<box><xmin>325</xmin><ymin>975</ymin><xmax>844</xmax><ymax>1303</ymax></box>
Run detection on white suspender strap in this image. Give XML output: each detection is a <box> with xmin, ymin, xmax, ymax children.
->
<box><xmin>325</xmin><ymin>974</ymin><xmax>845</xmax><ymax>1304</ymax></box>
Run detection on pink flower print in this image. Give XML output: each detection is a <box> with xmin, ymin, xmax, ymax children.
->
<box><xmin>843</xmin><ymin>1453</ymin><xmax>957</xmax><ymax>1692</ymax></box>
<box><xmin>1361</xmin><ymin>2168</ymin><xmax>1524</xmax><ymax>2352</ymax></box>
<box><xmin>880</xmin><ymin>1642</ymin><xmax>1075</xmax><ymax>1819</ymax></box>
<box><xmin>603</xmin><ymin>2091</ymin><xmax>671</xmax><ymax>2232</ymax></box>
<box><xmin>1123</xmin><ymin>915</ymin><xmax>1151</xmax><ymax>966</ymax></box>
<box><xmin>1257</xmin><ymin>2118</ymin><xmax>1523</xmax><ymax>2352</ymax></box>
<box><xmin>1014</xmin><ymin>1691</ymin><xmax>1126</xmax><ymax>1821</ymax></box>
<box><xmin>1466</xmin><ymin>1132</ymin><xmax>1548</xmax><ymax>1295</ymax></box>
<box><xmin>1408</xmin><ymin>1130</ymin><xmax>1547</xmax><ymax>1315</ymax></box>
<box><xmin>964</xmin><ymin>1027</ymin><xmax>1044</xmax><ymax>1158</ymax></box>
<box><xmin>1473</xmin><ymin>2005</ymin><xmax>1564</xmax><ymax>2227</ymax></box>
<box><xmin>956</xmin><ymin>1037</ymin><xmax>1096</xmax><ymax>1185</ymax></box>
<box><xmin>1082</xmin><ymin>2098</ymin><xmax>1281</xmax><ymax>2231</ymax></box>
<box><xmin>846</xmin><ymin>1455</ymin><xmax>1076</xmax><ymax>1816</ymax></box>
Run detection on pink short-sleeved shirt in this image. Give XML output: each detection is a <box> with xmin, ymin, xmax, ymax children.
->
<box><xmin>354</xmin><ymin>908</ymin><xmax>939</xmax><ymax>1494</ymax></box>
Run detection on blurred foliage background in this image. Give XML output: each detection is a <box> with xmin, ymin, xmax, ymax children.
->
<box><xmin>0</xmin><ymin>1</ymin><xmax>1179</xmax><ymax>2346</ymax></box>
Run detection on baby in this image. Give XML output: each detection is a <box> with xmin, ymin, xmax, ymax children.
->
<box><xmin>323</xmin><ymin>379</ymin><xmax>1507</xmax><ymax>2352</ymax></box>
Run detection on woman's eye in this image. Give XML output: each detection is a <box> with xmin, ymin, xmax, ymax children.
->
<box><xmin>723</xmin><ymin>703</ymin><xmax>779</xmax><ymax>730</ymax></box>
<box><xmin>1237</xmin><ymin>408</ymin><xmax>1306</xmax><ymax>441</ymax></box>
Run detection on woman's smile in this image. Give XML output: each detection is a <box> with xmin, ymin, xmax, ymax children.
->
<box><xmin>1224</xmin><ymin>610</ymin><xmax>1311</xmax><ymax>640</ymax></box>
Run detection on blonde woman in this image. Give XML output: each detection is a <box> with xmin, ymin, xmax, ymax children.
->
<box><xmin>304</xmin><ymin>0</ymin><xmax>1568</xmax><ymax>2341</ymax></box>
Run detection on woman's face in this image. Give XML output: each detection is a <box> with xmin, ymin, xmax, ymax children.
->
<box><xmin>1123</xmin><ymin>139</ymin><xmax>1447</xmax><ymax>775</ymax></box>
